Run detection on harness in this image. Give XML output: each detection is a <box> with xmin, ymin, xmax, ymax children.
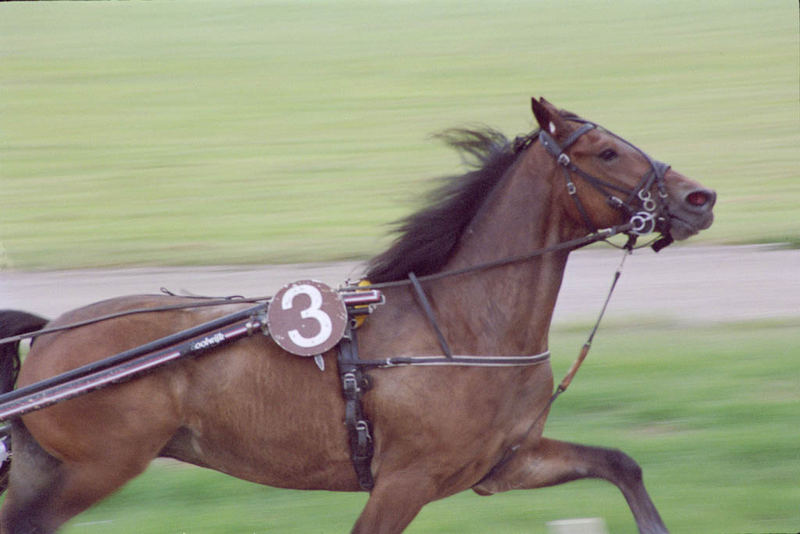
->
<box><xmin>336</xmin><ymin>306</ymin><xmax>552</xmax><ymax>491</ymax></box>
<box><xmin>0</xmin><ymin>118</ymin><xmax>675</xmax><ymax>493</ymax></box>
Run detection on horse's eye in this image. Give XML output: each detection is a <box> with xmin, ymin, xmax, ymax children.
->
<box><xmin>599</xmin><ymin>149</ymin><xmax>618</xmax><ymax>162</ymax></box>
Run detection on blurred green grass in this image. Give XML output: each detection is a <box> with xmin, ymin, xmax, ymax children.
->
<box><xmin>2</xmin><ymin>2</ymin><xmax>798</xmax><ymax>531</ymax></box>
<box><xmin>3</xmin><ymin>4</ymin><xmax>797</xmax><ymax>532</ymax></box>
<box><xmin>54</xmin><ymin>321</ymin><xmax>799</xmax><ymax>534</ymax></box>
<box><xmin>1</xmin><ymin>1</ymin><xmax>798</xmax><ymax>269</ymax></box>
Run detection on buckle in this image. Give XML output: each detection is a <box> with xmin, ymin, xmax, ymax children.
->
<box><xmin>629</xmin><ymin>211</ymin><xmax>656</xmax><ymax>235</ymax></box>
<box><xmin>637</xmin><ymin>190</ymin><xmax>657</xmax><ymax>212</ymax></box>
<box><xmin>342</xmin><ymin>372</ymin><xmax>359</xmax><ymax>395</ymax></box>
<box><xmin>557</xmin><ymin>153</ymin><xmax>571</xmax><ymax>166</ymax></box>
<box><xmin>355</xmin><ymin>420</ymin><xmax>372</xmax><ymax>445</ymax></box>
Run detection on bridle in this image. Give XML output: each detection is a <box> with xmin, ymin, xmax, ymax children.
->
<box><xmin>535</xmin><ymin>118</ymin><xmax>675</xmax><ymax>252</ymax></box>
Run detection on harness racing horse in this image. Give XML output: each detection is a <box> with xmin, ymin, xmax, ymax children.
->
<box><xmin>0</xmin><ymin>98</ymin><xmax>715</xmax><ymax>533</ymax></box>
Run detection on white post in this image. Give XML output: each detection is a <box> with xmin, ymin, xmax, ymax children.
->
<box><xmin>546</xmin><ymin>517</ymin><xmax>609</xmax><ymax>534</ymax></box>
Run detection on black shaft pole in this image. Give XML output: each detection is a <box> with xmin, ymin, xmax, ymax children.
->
<box><xmin>0</xmin><ymin>316</ymin><xmax>262</xmax><ymax>420</ymax></box>
<box><xmin>0</xmin><ymin>303</ymin><xmax>266</xmax><ymax>406</ymax></box>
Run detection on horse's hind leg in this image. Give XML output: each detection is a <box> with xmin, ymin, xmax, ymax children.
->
<box><xmin>473</xmin><ymin>437</ymin><xmax>668</xmax><ymax>534</ymax></box>
<box><xmin>1</xmin><ymin>423</ymin><xmax>62</xmax><ymax>534</ymax></box>
<box><xmin>1</xmin><ymin>423</ymin><xmax>152</xmax><ymax>534</ymax></box>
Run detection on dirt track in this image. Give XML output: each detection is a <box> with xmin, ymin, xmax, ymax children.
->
<box><xmin>2</xmin><ymin>245</ymin><xmax>798</xmax><ymax>325</ymax></box>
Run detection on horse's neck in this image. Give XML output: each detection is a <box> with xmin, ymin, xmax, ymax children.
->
<box><xmin>431</xmin><ymin>153</ymin><xmax>576</xmax><ymax>355</ymax></box>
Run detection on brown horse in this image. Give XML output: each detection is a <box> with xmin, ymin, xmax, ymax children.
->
<box><xmin>0</xmin><ymin>97</ymin><xmax>715</xmax><ymax>533</ymax></box>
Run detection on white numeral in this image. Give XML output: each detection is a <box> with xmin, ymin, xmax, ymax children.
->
<box><xmin>281</xmin><ymin>284</ymin><xmax>333</xmax><ymax>348</ymax></box>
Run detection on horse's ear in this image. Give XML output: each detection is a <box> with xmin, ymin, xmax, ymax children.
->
<box><xmin>531</xmin><ymin>97</ymin><xmax>567</xmax><ymax>139</ymax></box>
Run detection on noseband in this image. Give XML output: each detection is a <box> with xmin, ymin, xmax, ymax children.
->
<box><xmin>536</xmin><ymin>119</ymin><xmax>674</xmax><ymax>251</ymax></box>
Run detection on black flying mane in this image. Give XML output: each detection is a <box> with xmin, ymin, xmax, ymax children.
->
<box><xmin>365</xmin><ymin>128</ymin><xmax>536</xmax><ymax>283</ymax></box>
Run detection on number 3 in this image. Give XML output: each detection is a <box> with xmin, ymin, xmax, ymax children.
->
<box><xmin>281</xmin><ymin>284</ymin><xmax>333</xmax><ymax>348</ymax></box>
<box><xmin>267</xmin><ymin>279</ymin><xmax>347</xmax><ymax>356</ymax></box>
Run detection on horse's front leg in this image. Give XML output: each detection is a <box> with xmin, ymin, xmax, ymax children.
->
<box><xmin>351</xmin><ymin>471</ymin><xmax>437</xmax><ymax>534</ymax></box>
<box><xmin>473</xmin><ymin>437</ymin><xmax>668</xmax><ymax>534</ymax></box>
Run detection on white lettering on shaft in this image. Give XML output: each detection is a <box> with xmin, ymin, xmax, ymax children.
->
<box><xmin>191</xmin><ymin>333</ymin><xmax>226</xmax><ymax>351</ymax></box>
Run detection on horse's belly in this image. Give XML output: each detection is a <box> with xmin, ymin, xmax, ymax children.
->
<box><xmin>162</xmin><ymin>426</ymin><xmax>360</xmax><ymax>491</ymax></box>
<box><xmin>169</xmin><ymin>343</ymin><xmax>361</xmax><ymax>491</ymax></box>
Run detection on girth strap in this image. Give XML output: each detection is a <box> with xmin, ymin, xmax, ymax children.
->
<box><xmin>337</xmin><ymin>326</ymin><xmax>375</xmax><ymax>491</ymax></box>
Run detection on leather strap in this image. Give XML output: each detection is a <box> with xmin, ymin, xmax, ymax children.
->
<box><xmin>408</xmin><ymin>272</ymin><xmax>453</xmax><ymax>359</ymax></box>
<box><xmin>337</xmin><ymin>327</ymin><xmax>375</xmax><ymax>491</ymax></box>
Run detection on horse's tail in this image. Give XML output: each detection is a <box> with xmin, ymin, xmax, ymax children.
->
<box><xmin>0</xmin><ymin>310</ymin><xmax>48</xmax><ymax>393</ymax></box>
<box><xmin>0</xmin><ymin>310</ymin><xmax>49</xmax><ymax>493</ymax></box>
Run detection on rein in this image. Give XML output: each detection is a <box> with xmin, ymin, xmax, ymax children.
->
<box><xmin>340</xmin><ymin>223</ymin><xmax>631</xmax><ymax>292</ymax></box>
<box><xmin>0</xmin><ymin>297</ymin><xmax>271</xmax><ymax>345</ymax></box>
<box><xmin>476</xmin><ymin>245</ymin><xmax>633</xmax><ymax>487</ymax></box>
<box><xmin>0</xmin><ymin>224</ymin><xmax>631</xmax><ymax>347</ymax></box>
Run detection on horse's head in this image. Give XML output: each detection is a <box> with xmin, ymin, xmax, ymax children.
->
<box><xmin>530</xmin><ymin>97</ymin><xmax>715</xmax><ymax>246</ymax></box>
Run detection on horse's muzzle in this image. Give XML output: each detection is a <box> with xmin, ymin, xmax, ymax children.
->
<box><xmin>666</xmin><ymin>187</ymin><xmax>716</xmax><ymax>240</ymax></box>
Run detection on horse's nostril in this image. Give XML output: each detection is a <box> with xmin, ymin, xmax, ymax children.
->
<box><xmin>687</xmin><ymin>192</ymin><xmax>707</xmax><ymax>206</ymax></box>
<box><xmin>685</xmin><ymin>189</ymin><xmax>716</xmax><ymax>208</ymax></box>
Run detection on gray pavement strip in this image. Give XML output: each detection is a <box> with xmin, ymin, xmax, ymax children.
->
<box><xmin>2</xmin><ymin>245</ymin><xmax>798</xmax><ymax>325</ymax></box>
